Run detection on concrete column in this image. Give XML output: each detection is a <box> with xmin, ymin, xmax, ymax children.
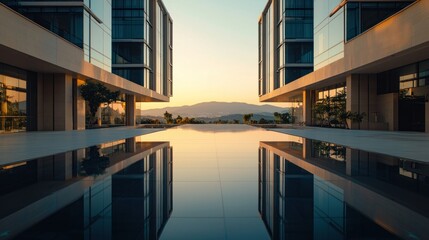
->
<box><xmin>125</xmin><ymin>94</ymin><xmax>136</xmax><ymax>126</ymax></box>
<box><xmin>37</xmin><ymin>73</ymin><xmax>73</xmax><ymax>131</ymax></box>
<box><xmin>346</xmin><ymin>75</ymin><xmax>360</xmax><ymax>130</ymax></box>
<box><xmin>74</xmin><ymin>79</ymin><xmax>86</xmax><ymax>130</ymax></box>
<box><xmin>346</xmin><ymin>74</ymin><xmax>378</xmax><ymax>130</ymax></box>
<box><xmin>54</xmin><ymin>74</ymin><xmax>73</xmax><ymax>131</ymax></box>
<box><xmin>426</xmin><ymin>102</ymin><xmax>429</xmax><ymax>133</ymax></box>
<box><xmin>37</xmin><ymin>74</ymin><xmax>54</xmax><ymax>131</ymax></box>
<box><xmin>303</xmin><ymin>90</ymin><xmax>312</xmax><ymax>126</ymax></box>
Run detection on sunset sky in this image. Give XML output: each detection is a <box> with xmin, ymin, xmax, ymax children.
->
<box><xmin>142</xmin><ymin>0</ymin><xmax>289</xmax><ymax>110</ymax></box>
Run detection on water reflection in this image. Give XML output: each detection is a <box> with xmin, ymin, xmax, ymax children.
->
<box><xmin>260</xmin><ymin>139</ymin><xmax>429</xmax><ymax>239</ymax></box>
<box><xmin>1</xmin><ymin>125</ymin><xmax>429</xmax><ymax>239</ymax></box>
<box><xmin>0</xmin><ymin>138</ymin><xmax>172</xmax><ymax>240</ymax></box>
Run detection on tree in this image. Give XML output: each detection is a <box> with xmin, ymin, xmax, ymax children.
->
<box><xmin>273</xmin><ymin>112</ymin><xmax>292</xmax><ymax>124</ymax></box>
<box><xmin>243</xmin><ymin>113</ymin><xmax>253</xmax><ymax>124</ymax></box>
<box><xmin>175</xmin><ymin>115</ymin><xmax>183</xmax><ymax>124</ymax></box>
<box><xmin>312</xmin><ymin>91</ymin><xmax>366</xmax><ymax>129</ymax></box>
<box><xmin>259</xmin><ymin>118</ymin><xmax>269</xmax><ymax>124</ymax></box>
<box><xmin>79</xmin><ymin>82</ymin><xmax>120</xmax><ymax>126</ymax></box>
<box><xmin>164</xmin><ymin>111</ymin><xmax>173</xmax><ymax>124</ymax></box>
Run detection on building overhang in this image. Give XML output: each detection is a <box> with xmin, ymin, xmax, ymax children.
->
<box><xmin>260</xmin><ymin>0</ymin><xmax>428</xmax><ymax>102</ymax></box>
<box><xmin>0</xmin><ymin>3</ymin><xmax>168</xmax><ymax>103</ymax></box>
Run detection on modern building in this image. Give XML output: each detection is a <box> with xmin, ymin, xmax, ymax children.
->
<box><xmin>112</xmin><ymin>0</ymin><xmax>173</xmax><ymax>96</ymax></box>
<box><xmin>0</xmin><ymin>0</ymin><xmax>172</xmax><ymax>133</ymax></box>
<box><xmin>259</xmin><ymin>0</ymin><xmax>314</xmax><ymax>97</ymax></box>
<box><xmin>259</xmin><ymin>0</ymin><xmax>429</xmax><ymax>132</ymax></box>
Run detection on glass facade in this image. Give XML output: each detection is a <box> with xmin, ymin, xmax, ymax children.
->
<box><xmin>1</xmin><ymin>0</ymin><xmax>112</xmax><ymax>71</ymax></box>
<box><xmin>156</xmin><ymin>2</ymin><xmax>164</xmax><ymax>94</ymax></box>
<box><xmin>346</xmin><ymin>2</ymin><xmax>412</xmax><ymax>41</ymax></box>
<box><xmin>0</xmin><ymin>65</ymin><xmax>27</xmax><ymax>133</ymax></box>
<box><xmin>314</xmin><ymin>0</ymin><xmax>344</xmax><ymax>70</ymax></box>
<box><xmin>112</xmin><ymin>0</ymin><xmax>172</xmax><ymax>96</ymax></box>
<box><xmin>112</xmin><ymin>0</ymin><xmax>152</xmax><ymax>88</ymax></box>
<box><xmin>278</xmin><ymin>0</ymin><xmax>313</xmax><ymax>86</ymax></box>
<box><xmin>259</xmin><ymin>0</ymin><xmax>313</xmax><ymax>95</ymax></box>
<box><xmin>377</xmin><ymin>59</ymin><xmax>429</xmax><ymax>132</ymax></box>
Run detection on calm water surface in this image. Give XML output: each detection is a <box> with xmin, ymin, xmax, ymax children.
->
<box><xmin>0</xmin><ymin>125</ymin><xmax>428</xmax><ymax>239</ymax></box>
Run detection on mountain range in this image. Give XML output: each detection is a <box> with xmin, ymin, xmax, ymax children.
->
<box><xmin>138</xmin><ymin>102</ymin><xmax>289</xmax><ymax>119</ymax></box>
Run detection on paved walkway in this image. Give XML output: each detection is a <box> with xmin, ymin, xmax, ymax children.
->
<box><xmin>0</xmin><ymin>127</ymin><xmax>164</xmax><ymax>165</ymax></box>
<box><xmin>270</xmin><ymin>126</ymin><xmax>429</xmax><ymax>163</ymax></box>
<box><xmin>1</xmin><ymin>125</ymin><xmax>429</xmax><ymax>166</ymax></box>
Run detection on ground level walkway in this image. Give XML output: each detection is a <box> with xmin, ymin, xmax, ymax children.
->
<box><xmin>0</xmin><ymin>127</ymin><xmax>163</xmax><ymax>165</ymax></box>
<box><xmin>1</xmin><ymin>125</ymin><xmax>429</xmax><ymax>166</ymax></box>
<box><xmin>270</xmin><ymin>126</ymin><xmax>429</xmax><ymax>163</ymax></box>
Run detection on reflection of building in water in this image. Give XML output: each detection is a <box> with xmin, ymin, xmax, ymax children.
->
<box><xmin>259</xmin><ymin>146</ymin><xmax>313</xmax><ymax>239</ymax></box>
<box><xmin>0</xmin><ymin>138</ymin><xmax>173</xmax><ymax>239</ymax></box>
<box><xmin>259</xmin><ymin>139</ymin><xmax>429</xmax><ymax>239</ymax></box>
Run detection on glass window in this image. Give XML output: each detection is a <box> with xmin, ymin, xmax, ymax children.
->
<box><xmin>285</xmin><ymin>67</ymin><xmax>312</xmax><ymax>84</ymax></box>
<box><xmin>346</xmin><ymin>3</ymin><xmax>360</xmax><ymax>40</ymax></box>
<box><xmin>285</xmin><ymin>42</ymin><xmax>313</xmax><ymax>64</ymax></box>
<box><xmin>284</xmin><ymin>9</ymin><xmax>313</xmax><ymax>39</ymax></box>
<box><xmin>346</xmin><ymin>2</ymin><xmax>412</xmax><ymax>41</ymax></box>
<box><xmin>418</xmin><ymin>60</ymin><xmax>429</xmax><ymax>87</ymax></box>
<box><xmin>112</xmin><ymin>42</ymin><xmax>144</xmax><ymax>64</ymax></box>
<box><xmin>0</xmin><ymin>67</ymin><xmax>27</xmax><ymax>133</ymax></box>
<box><xmin>9</xmin><ymin>6</ymin><xmax>84</xmax><ymax>48</ymax></box>
<box><xmin>113</xmin><ymin>68</ymin><xmax>144</xmax><ymax>86</ymax></box>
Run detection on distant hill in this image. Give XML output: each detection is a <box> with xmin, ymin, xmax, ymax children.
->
<box><xmin>138</xmin><ymin>101</ymin><xmax>289</xmax><ymax>118</ymax></box>
<box><xmin>195</xmin><ymin>113</ymin><xmax>275</xmax><ymax>124</ymax></box>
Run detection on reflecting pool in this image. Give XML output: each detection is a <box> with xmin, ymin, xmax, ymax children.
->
<box><xmin>0</xmin><ymin>125</ymin><xmax>428</xmax><ymax>239</ymax></box>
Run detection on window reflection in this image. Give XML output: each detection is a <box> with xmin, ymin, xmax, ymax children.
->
<box><xmin>0</xmin><ymin>74</ymin><xmax>27</xmax><ymax>133</ymax></box>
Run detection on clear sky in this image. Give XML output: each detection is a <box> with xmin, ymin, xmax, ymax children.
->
<box><xmin>142</xmin><ymin>0</ymin><xmax>289</xmax><ymax>110</ymax></box>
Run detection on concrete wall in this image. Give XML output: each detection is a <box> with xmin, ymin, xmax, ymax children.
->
<box><xmin>74</xmin><ymin>79</ymin><xmax>86</xmax><ymax>130</ymax></box>
<box><xmin>377</xmin><ymin>93</ymin><xmax>399</xmax><ymax>131</ymax></box>
<box><xmin>125</xmin><ymin>94</ymin><xmax>136</xmax><ymax>126</ymax></box>
<box><xmin>302</xmin><ymin>90</ymin><xmax>312</xmax><ymax>125</ymax></box>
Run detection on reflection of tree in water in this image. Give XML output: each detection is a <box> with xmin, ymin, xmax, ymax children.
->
<box><xmin>81</xmin><ymin>146</ymin><xmax>110</xmax><ymax>176</ymax></box>
<box><xmin>312</xmin><ymin>140</ymin><xmax>346</xmax><ymax>161</ymax></box>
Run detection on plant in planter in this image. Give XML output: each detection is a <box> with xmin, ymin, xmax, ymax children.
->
<box><xmin>79</xmin><ymin>82</ymin><xmax>120</xmax><ymax>127</ymax></box>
